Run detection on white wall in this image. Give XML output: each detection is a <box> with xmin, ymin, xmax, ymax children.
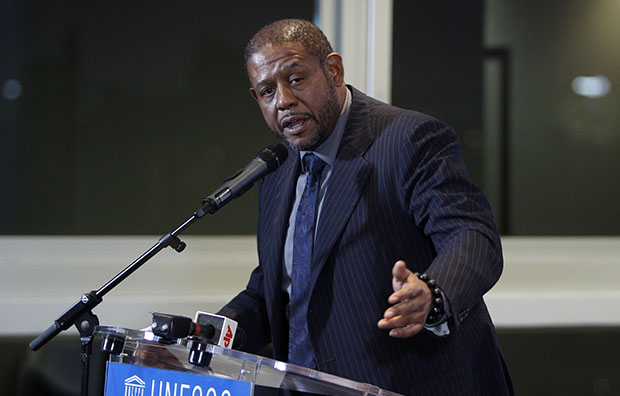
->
<box><xmin>1</xmin><ymin>236</ymin><xmax>619</xmax><ymax>337</ymax></box>
<box><xmin>0</xmin><ymin>236</ymin><xmax>258</xmax><ymax>336</ymax></box>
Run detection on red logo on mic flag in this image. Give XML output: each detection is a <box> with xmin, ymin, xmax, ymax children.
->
<box><xmin>224</xmin><ymin>325</ymin><xmax>233</xmax><ymax>347</ymax></box>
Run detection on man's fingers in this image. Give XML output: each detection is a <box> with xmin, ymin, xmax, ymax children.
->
<box><xmin>389</xmin><ymin>323</ymin><xmax>425</xmax><ymax>338</ymax></box>
<box><xmin>388</xmin><ymin>278</ymin><xmax>427</xmax><ymax>304</ymax></box>
<box><xmin>379</xmin><ymin>298</ymin><xmax>428</xmax><ymax>329</ymax></box>
<box><xmin>378</xmin><ymin>310</ymin><xmax>427</xmax><ymax>338</ymax></box>
<box><xmin>383</xmin><ymin>298</ymin><xmax>423</xmax><ymax>319</ymax></box>
<box><xmin>379</xmin><ymin>312</ymin><xmax>427</xmax><ymax>329</ymax></box>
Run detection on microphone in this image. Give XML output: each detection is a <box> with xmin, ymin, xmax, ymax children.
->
<box><xmin>150</xmin><ymin>312</ymin><xmax>205</xmax><ymax>341</ymax></box>
<box><xmin>194</xmin><ymin>311</ymin><xmax>245</xmax><ymax>349</ymax></box>
<box><xmin>150</xmin><ymin>312</ymin><xmax>245</xmax><ymax>349</ymax></box>
<box><xmin>199</xmin><ymin>143</ymin><xmax>288</xmax><ymax>215</ymax></box>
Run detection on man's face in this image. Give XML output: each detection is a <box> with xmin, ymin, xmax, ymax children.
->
<box><xmin>247</xmin><ymin>42</ymin><xmax>343</xmax><ymax>151</ymax></box>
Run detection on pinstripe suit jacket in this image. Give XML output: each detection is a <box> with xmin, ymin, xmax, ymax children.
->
<box><xmin>219</xmin><ymin>87</ymin><xmax>513</xmax><ymax>395</ymax></box>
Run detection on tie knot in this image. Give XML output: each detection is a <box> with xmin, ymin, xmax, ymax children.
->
<box><xmin>303</xmin><ymin>153</ymin><xmax>326</xmax><ymax>175</ymax></box>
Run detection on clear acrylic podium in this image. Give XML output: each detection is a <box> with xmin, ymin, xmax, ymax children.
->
<box><xmin>95</xmin><ymin>325</ymin><xmax>403</xmax><ymax>396</ymax></box>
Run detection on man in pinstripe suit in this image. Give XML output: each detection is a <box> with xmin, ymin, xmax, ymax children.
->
<box><xmin>219</xmin><ymin>19</ymin><xmax>513</xmax><ymax>395</ymax></box>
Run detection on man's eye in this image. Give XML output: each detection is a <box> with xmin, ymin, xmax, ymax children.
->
<box><xmin>261</xmin><ymin>87</ymin><xmax>274</xmax><ymax>96</ymax></box>
<box><xmin>290</xmin><ymin>77</ymin><xmax>303</xmax><ymax>84</ymax></box>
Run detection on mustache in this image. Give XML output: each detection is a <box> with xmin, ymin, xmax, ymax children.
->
<box><xmin>278</xmin><ymin>112</ymin><xmax>316</xmax><ymax>130</ymax></box>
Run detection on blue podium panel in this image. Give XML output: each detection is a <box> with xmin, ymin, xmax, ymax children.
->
<box><xmin>104</xmin><ymin>361</ymin><xmax>252</xmax><ymax>396</ymax></box>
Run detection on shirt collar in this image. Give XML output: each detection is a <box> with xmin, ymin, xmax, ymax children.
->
<box><xmin>299</xmin><ymin>87</ymin><xmax>352</xmax><ymax>172</ymax></box>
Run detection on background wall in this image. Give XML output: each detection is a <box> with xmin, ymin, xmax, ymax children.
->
<box><xmin>2</xmin><ymin>1</ymin><xmax>619</xmax><ymax>236</ymax></box>
<box><xmin>484</xmin><ymin>0</ymin><xmax>620</xmax><ymax>235</ymax></box>
<box><xmin>0</xmin><ymin>1</ymin><xmax>314</xmax><ymax>235</ymax></box>
<box><xmin>392</xmin><ymin>1</ymin><xmax>485</xmax><ymax>190</ymax></box>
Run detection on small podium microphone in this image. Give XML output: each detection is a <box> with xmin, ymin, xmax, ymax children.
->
<box><xmin>194</xmin><ymin>311</ymin><xmax>245</xmax><ymax>349</ymax></box>
<box><xmin>151</xmin><ymin>312</ymin><xmax>245</xmax><ymax>349</ymax></box>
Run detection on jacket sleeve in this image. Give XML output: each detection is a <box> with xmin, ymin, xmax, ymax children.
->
<box><xmin>398</xmin><ymin>117</ymin><xmax>503</xmax><ymax>331</ymax></box>
<box><xmin>217</xmin><ymin>264</ymin><xmax>272</xmax><ymax>354</ymax></box>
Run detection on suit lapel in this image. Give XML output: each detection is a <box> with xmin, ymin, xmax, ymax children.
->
<box><xmin>259</xmin><ymin>148</ymin><xmax>299</xmax><ymax>322</ymax></box>
<box><xmin>310</xmin><ymin>87</ymin><xmax>375</xmax><ymax>290</ymax></box>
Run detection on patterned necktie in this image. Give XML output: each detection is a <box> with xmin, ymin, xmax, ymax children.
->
<box><xmin>288</xmin><ymin>153</ymin><xmax>326</xmax><ymax>368</ymax></box>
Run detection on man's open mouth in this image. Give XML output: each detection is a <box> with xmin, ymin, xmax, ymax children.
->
<box><xmin>280</xmin><ymin>115</ymin><xmax>312</xmax><ymax>134</ymax></box>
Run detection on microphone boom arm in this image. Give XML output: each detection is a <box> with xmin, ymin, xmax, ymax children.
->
<box><xmin>29</xmin><ymin>143</ymin><xmax>288</xmax><ymax>396</ymax></box>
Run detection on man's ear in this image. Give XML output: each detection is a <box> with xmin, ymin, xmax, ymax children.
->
<box><xmin>249</xmin><ymin>87</ymin><xmax>258</xmax><ymax>101</ymax></box>
<box><xmin>324</xmin><ymin>52</ymin><xmax>345</xmax><ymax>87</ymax></box>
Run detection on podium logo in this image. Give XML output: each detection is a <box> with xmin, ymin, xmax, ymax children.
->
<box><xmin>223</xmin><ymin>325</ymin><xmax>234</xmax><ymax>348</ymax></box>
<box><xmin>124</xmin><ymin>375</ymin><xmax>146</xmax><ymax>396</ymax></box>
<box><xmin>107</xmin><ymin>363</ymin><xmax>248</xmax><ymax>396</ymax></box>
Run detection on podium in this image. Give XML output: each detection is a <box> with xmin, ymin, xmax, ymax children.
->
<box><xmin>95</xmin><ymin>326</ymin><xmax>403</xmax><ymax>396</ymax></box>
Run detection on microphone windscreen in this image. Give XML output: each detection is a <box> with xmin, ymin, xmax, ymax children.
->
<box><xmin>257</xmin><ymin>143</ymin><xmax>288</xmax><ymax>172</ymax></box>
<box><xmin>194</xmin><ymin>311</ymin><xmax>239</xmax><ymax>349</ymax></box>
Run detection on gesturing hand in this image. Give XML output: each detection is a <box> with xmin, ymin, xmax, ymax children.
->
<box><xmin>377</xmin><ymin>260</ymin><xmax>432</xmax><ymax>338</ymax></box>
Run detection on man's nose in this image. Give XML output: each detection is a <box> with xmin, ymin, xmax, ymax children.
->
<box><xmin>276</xmin><ymin>84</ymin><xmax>297</xmax><ymax>110</ymax></box>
